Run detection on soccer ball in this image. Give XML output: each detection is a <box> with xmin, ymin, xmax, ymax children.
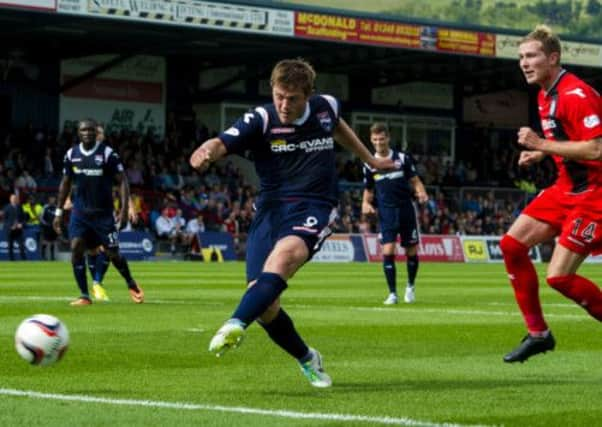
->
<box><xmin>14</xmin><ymin>314</ymin><xmax>69</xmax><ymax>366</ymax></box>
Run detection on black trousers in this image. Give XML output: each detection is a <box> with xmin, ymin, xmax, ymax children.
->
<box><xmin>8</xmin><ymin>229</ymin><xmax>26</xmax><ymax>260</ymax></box>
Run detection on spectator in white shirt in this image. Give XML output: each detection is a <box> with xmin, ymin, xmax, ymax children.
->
<box><xmin>186</xmin><ymin>212</ymin><xmax>206</xmax><ymax>235</ymax></box>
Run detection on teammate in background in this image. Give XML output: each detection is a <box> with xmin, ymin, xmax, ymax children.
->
<box><xmin>39</xmin><ymin>195</ymin><xmax>59</xmax><ymax>260</ymax></box>
<box><xmin>501</xmin><ymin>25</ymin><xmax>602</xmax><ymax>363</ymax></box>
<box><xmin>190</xmin><ymin>58</ymin><xmax>394</xmax><ymax>387</ymax></box>
<box><xmin>362</xmin><ymin>122</ymin><xmax>428</xmax><ymax>305</ymax></box>
<box><xmin>62</xmin><ymin>194</ymin><xmax>110</xmax><ymax>301</ymax></box>
<box><xmin>74</xmin><ymin>123</ymin><xmax>140</xmax><ymax>302</ymax></box>
<box><xmin>53</xmin><ymin>118</ymin><xmax>144</xmax><ymax>306</ymax></box>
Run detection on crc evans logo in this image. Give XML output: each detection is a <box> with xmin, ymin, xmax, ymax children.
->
<box><xmin>270</xmin><ymin>137</ymin><xmax>334</xmax><ymax>153</ymax></box>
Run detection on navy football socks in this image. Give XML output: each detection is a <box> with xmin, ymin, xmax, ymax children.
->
<box><xmin>87</xmin><ymin>253</ymin><xmax>97</xmax><ymax>282</ymax></box>
<box><xmin>72</xmin><ymin>257</ymin><xmax>89</xmax><ymax>298</ymax></box>
<box><xmin>232</xmin><ymin>272</ymin><xmax>288</xmax><ymax>326</ymax></box>
<box><xmin>260</xmin><ymin>308</ymin><xmax>309</xmax><ymax>360</ymax></box>
<box><xmin>96</xmin><ymin>252</ymin><xmax>110</xmax><ymax>283</ymax></box>
<box><xmin>407</xmin><ymin>255</ymin><xmax>419</xmax><ymax>286</ymax></box>
<box><xmin>383</xmin><ymin>255</ymin><xmax>397</xmax><ymax>294</ymax></box>
<box><xmin>112</xmin><ymin>255</ymin><xmax>136</xmax><ymax>288</ymax></box>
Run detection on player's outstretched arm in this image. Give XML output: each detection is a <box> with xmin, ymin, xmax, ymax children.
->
<box><xmin>334</xmin><ymin>119</ymin><xmax>395</xmax><ymax>170</ymax></box>
<box><xmin>190</xmin><ymin>138</ymin><xmax>228</xmax><ymax>172</ymax></box>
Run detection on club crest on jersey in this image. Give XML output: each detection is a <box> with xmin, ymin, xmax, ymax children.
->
<box><xmin>584</xmin><ymin>114</ymin><xmax>600</xmax><ymax>129</ymax></box>
<box><xmin>94</xmin><ymin>154</ymin><xmax>104</xmax><ymax>166</ymax></box>
<box><xmin>317</xmin><ymin>112</ymin><xmax>333</xmax><ymax>132</ymax></box>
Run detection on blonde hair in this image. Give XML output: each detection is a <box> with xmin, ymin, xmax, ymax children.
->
<box><xmin>370</xmin><ymin>122</ymin><xmax>390</xmax><ymax>136</ymax></box>
<box><xmin>521</xmin><ymin>24</ymin><xmax>561</xmax><ymax>60</ymax></box>
<box><xmin>270</xmin><ymin>58</ymin><xmax>316</xmax><ymax>96</ymax></box>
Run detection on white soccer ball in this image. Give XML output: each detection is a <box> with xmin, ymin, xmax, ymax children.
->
<box><xmin>14</xmin><ymin>314</ymin><xmax>69</xmax><ymax>366</ymax></box>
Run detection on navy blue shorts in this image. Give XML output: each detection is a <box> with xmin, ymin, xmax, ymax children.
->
<box><xmin>69</xmin><ymin>212</ymin><xmax>119</xmax><ymax>250</ymax></box>
<box><xmin>378</xmin><ymin>203</ymin><xmax>419</xmax><ymax>247</ymax></box>
<box><xmin>245</xmin><ymin>200</ymin><xmax>337</xmax><ymax>282</ymax></box>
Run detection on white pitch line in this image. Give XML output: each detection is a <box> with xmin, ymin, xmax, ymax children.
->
<box><xmin>0</xmin><ymin>296</ymin><xmax>72</xmax><ymax>302</ymax></box>
<box><xmin>0</xmin><ymin>295</ymin><xmax>587</xmax><ymax>319</ymax></box>
<box><xmin>0</xmin><ymin>388</ymin><xmax>495</xmax><ymax>427</ymax></box>
<box><xmin>287</xmin><ymin>304</ymin><xmax>587</xmax><ymax>320</ymax></box>
<box><xmin>486</xmin><ymin>302</ymin><xmax>576</xmax><ymax>308</ymax></box>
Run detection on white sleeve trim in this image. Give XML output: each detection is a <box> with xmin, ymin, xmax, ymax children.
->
<box><xmin>254</xmin><ymin>107</ymin><xmax>269</xmax><ymax>134</ymax></box>
<box><xmin>320</xmin><ymin>94</ymin><xmax>339</xmax><ymax>118</ymax></box>
<box><xmin>104</xmin><ymin>145</ymin><xmax>114</xmax><ymax>162</ymax></box>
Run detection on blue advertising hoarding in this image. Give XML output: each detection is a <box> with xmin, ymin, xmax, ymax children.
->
<box><xmin>0</xmin><ymin>227</ymin><xmax>41</xmax><ymax>261</ymax></box>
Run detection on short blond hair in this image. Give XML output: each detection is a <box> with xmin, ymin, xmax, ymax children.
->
<box><xmin>270</xmin><ymin>58</ymin><xmax>316</xmax><ymax>96</ymax></box>
<box><xmin>370</xmin><ymin>122</ymin><xmax>389</xmax><ymax>136</ymax></box>
<box><xmin>521</xmin><ymin>24</ymin><xmax>561</xmax><ymax>60</ymax></box>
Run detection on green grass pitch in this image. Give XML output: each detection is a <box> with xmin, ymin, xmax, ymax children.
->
<box><xmin>1</xmin><ymin>261</ymin><xmax>601</xmax><ymax>426</ymax></box>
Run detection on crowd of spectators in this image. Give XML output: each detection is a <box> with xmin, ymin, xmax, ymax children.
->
<box><xmin>0</xmin><ymin>120</ymin><xmax>550</xmax><ymax>258</ymax></box>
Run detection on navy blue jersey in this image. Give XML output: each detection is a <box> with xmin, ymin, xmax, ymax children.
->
<box><xmin>62</xmin><ymin>142</ymin><xmax>124</xmax><ymax>215</ymax></box>
<box><xmin>40</xmin><ymin>204</ymin><xmax>56</xmax><ymax>227</ymax></box>
<box><xmin>219</xmin><ymin>94</ymin><xmax>341</xmax><ymax>206</ymax></box>
<box><xmin>363</xmin><ymin>150</ymin><xmax>418</xmax><ymax>208</ymax></box>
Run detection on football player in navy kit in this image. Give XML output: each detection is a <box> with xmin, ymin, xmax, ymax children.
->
<box><xmin>190</xmin><ymin>58</ymin><xmax>394</xmax><ymax>387</ymax></box>
<box><xmin>362</xmin><ymin>122</ymin><xmax>428</xmax><ymax>305</ymax></box>
<box><xmin>53</xmin><ymin>119</ymin><xmax>144</xmax><ymax>305</ymax></box>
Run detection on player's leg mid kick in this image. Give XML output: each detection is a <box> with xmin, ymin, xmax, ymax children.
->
<box><xmin>208</xmin><ymin>228</ymin><xmax>332</xmax><ymax>388</ymax></box>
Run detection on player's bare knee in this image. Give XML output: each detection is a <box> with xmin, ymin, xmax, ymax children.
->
<box><xmin>265</xmin><ymin>250</ymin><xmax>305</xmax><ymax>278</ymax></box>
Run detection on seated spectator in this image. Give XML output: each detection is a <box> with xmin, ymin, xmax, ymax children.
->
<box><xmin>155</xmin><ymin>207</ymin><xmax>182</xmax><ymax>255</ymax></box>
<box><xmin>201</xmin><ymin>198</ymin><xmax>223</xmax><ymax>232</ymax></box>
<box><xmin>185</xmin><ymin>212</ymin><xmax>206</xmax><ymax>256</ymax></box>
<box><xmin>223</xmin><ymin>210</ymin><xmax>240</xmax><ymax>243</ymax></box>
<box><xmin>186</xmin><ymin>212</ymin><xmax>206</xmax><ymax>235</ymax></box>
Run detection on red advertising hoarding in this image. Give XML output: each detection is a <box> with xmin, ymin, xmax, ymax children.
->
<box><xmin>437</xmin><ymin>27</ymin><xmax>495</xmax><ymax>56</ymax></box>
<box><xmin>294</xmin><ymin>11</ymin><xmax>495</xmax><ymax>57</ymax></box>
<box><xmin>294</xmin><ymin>11</ymin><xmax>422</xmax><ymax>49</ymax></box>
<box><xmin>363</xmin><ymin>234</ymin><xmax>465</xmax><ymax>262</ymax></box>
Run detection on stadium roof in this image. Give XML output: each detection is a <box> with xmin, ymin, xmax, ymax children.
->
<box><xmin>0</xmin><ymin>4</ymin><xmax>601</xmax><ymax>98</ymax></box>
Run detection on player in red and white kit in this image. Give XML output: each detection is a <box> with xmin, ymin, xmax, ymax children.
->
<box><xmin>501</xmin><ymin>25</ymin><xmax>602</xmax><ymax>363</ymax></box>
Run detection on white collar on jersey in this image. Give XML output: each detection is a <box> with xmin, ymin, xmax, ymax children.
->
<box><xmin>375</xmin><ymin>149</ymin><xmax>393</xmax><ymax>159</ymax></box>
<box><xmin>79</xmin><ymin>141</ymin><xmax>101</xmax><ymax>156</ymax></box>
<box><xmin>291</xmin><ymin>102</ymin><xmax>311</xmax><ymax>126</ymax></box>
